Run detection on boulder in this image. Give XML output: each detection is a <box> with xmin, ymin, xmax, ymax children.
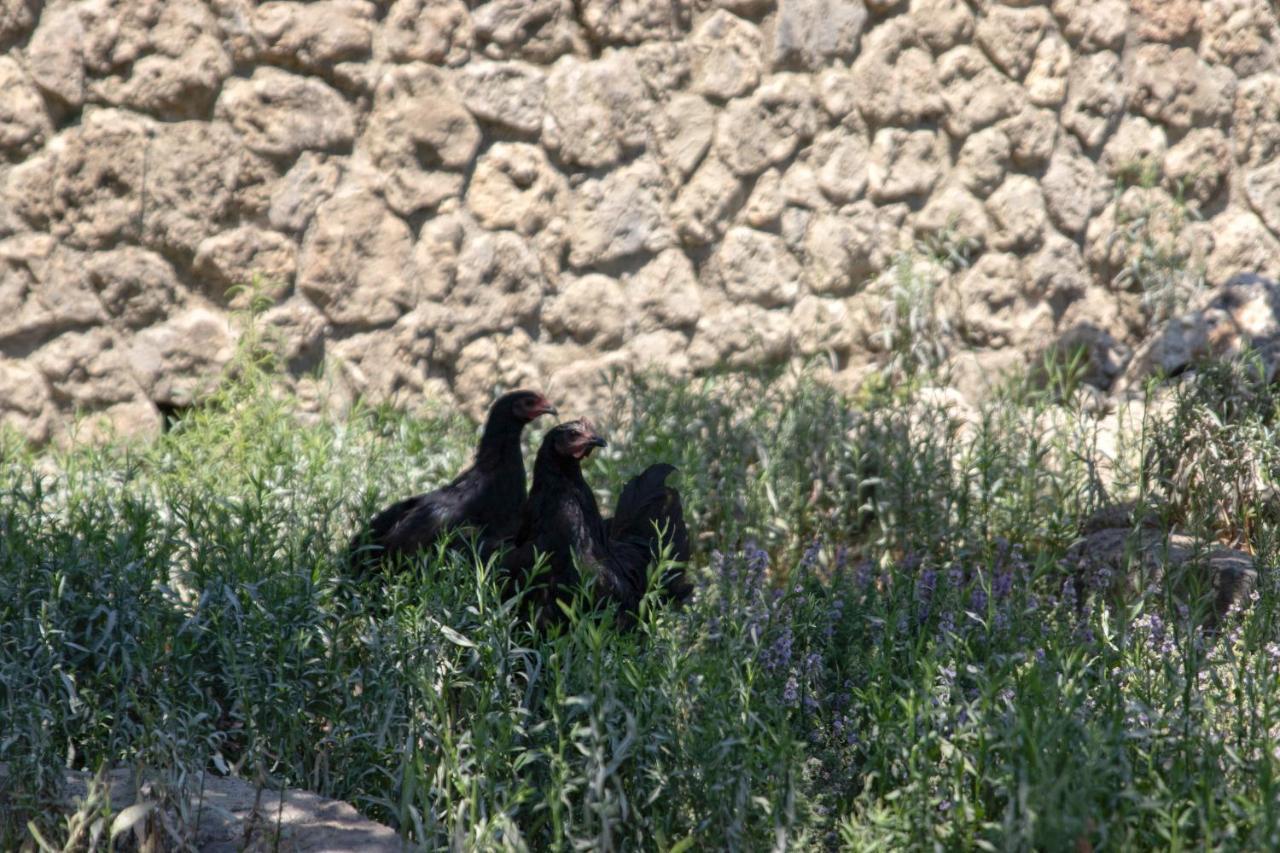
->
<box><xmin>714</xmin><ymin>73</ymin><xmax>816</xmax><ymax>176</ymax></box>
<box><xmin>1041</xmin><ymin>135</ymin><xmax>1110</xmax><ymax>236</ymax></box>
<box><xmin>804</xmin><ymin>209</ymin><xmax>895</xmax><ymax>296</ymax></box>
<box><xmin>252</xmin><ymin>0</ymin><xmax>375</xmax><ymax>71</ymax></box>
<box><xmin>0</xmin><ymin>237</ymin><xmax>105</xmax><ymax>349</ymax></box>
<box><xmin>25</xmin><ymin>5</ymin><xmax>86</xmax><ymax>109</ymax></box>
<box><xmin>985</xmin><ymin>175</ymin><xmax>1048</xmax><ymax>252</ymax></box>
<box><xmin>193</xmin><ymin>226</ymin><xmax>298</xmax><ymax>302</ymax></box>
<box><xmin>467</xmin><ymin>143</ymin><xmax>567</xmax><ymax>236</ymax></box>
<box><xmin>671</xmin><ymin>155</ymin><xmax>746</xmax><ymax>246</ymax></box>
<box><xmin>86</xmin><ymin>247</ymin><xmax>181</xmax><ymax>331</ymax></box>
<box><xmin>625</xmin><ymin>249</ymin><xmax>703</xmax><ymax>331</ymax></box>
<box><xmin>568</xmin><ymin>159</ymin><xmax>673</xmax><ymax>268</ymax></box>
<box><xmin>0</xmin><ymin>358</ymin><xmax>53</xmax><ymax>444</ymax></box>
<box><xmin>654</xmin><ymin>93</ymin><xmax>715</xmax><ymax>179</ymax></box>
<box><xmin>688</xmin><ymin>302</ymin><xmax>793</xmax><ymax>371</ymax></box>
<box><xmin>1131</xmin><ymin>0</ymin><xmax>1200</xmax><ymax>41</ymax></box>
<box><xmin>974</xmin><ymin>4</ymin><xmax>1051</xmax><ymax>79</ymax></box>
<box><xmin>1051</xmin><ymin>0</ymin><xmax>1127</xmax><ymax>51</ymax></box>
<box><xmin>472</xmin><ymin>0</ymin><xmax>583</xmax><ymax>63</ymax></box>
<box><xmin>453</xmin><ymin>60</ymin><xmax>546</xmax><ymax>136</ymax></box>
<box><xmin>268</xmin><ymin>152</ymin><xmax>343</xmax><ymax>235</ymax></box>
<box><xmin>908</xmin><ymin>0</ymin><xmax>974</xmax><ymax>53</ymax></box>
<box><xmin>216</xmin><ymin>68</ymin><xmax>355</xmax><ymax>160</ymax></box>
<box><xmin>1164</xmin><ymin>128</ymin><xmax>1230</xmax><ymax>207</ymax></box>
<box><xmin>1200</xmin><ymin>0</ymin><xmax>1277</xmax><ymax>76</ymax></box>
<box><xmin>709</xmin><ymin>226</ymin><xmax>801</xmax><ymax>308</ymax></box>
<box><xmin>128</xmin><ymin>308</ymin><xmax>236</xmax><ymax>406</ymax></box>
<box><xmin>936</xmin><ymin>45</ymin><xmax>1026</xmax><ymax>138</ymax></box>
<box><xmin>1128</xmin><ymin>44</ymin><xmax>1236</xmax><ymax>132</ymax></box>
<box><xmin>542</xmin><ymin>51</ymin><xmax>651</xmax><ymax>169</ymax></box>
<box><xmin>1061</xmin><ymin>51</ymin><xmax>1124</xmax><ymax>149</ymax></box>
<box><xmin>543</xmin><ymin>274</ymin><xmax>629</xmax><ymax>346</ymax></box>
<box><xmin>580</xmin><ymin>0</ymin><xmax>683</xmax><ymax>45</ymax></box>
<box><xmin>378</xmin><ymin>0</ymin><xmax>472</xmax><ymax>65</ymax></box>
<box><xmin>850</xmin><ymin>19</ymin><xmax>942</xmax><ymax>127</ymax></box>
<box><xmin>0</xmin><ymin>56</ymin><xmax>51</xmax><ymax>159</ymax></box>
<box><xmin>690</xmin><ymin>10</ymin><xmax>763</xmax><ymax>100</ymax></box>
<box><xmin>867</xmin><ymin>127</ymin><xmax>947</xmax><ymax>203</ymax></box>
<box><xmin>772</xmin><ymin>0</ymin><xmax>867</xmax><ymax>70</ymax></box>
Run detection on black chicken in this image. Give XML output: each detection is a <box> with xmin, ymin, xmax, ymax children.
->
<box><xmin>503</xmin><ymin>419</ymin><xmax>692</xmax><ymax>626</ymax></box>
<box><xmin>349</xmin><ymin>389</ymin><xmax>557</xmax><ymax>571</ymax></box>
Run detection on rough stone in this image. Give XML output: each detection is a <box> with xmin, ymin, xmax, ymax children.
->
<box><xmin>543</xmin><ymin>51</ymin><xmax>651</xmax><ymax>169</ymax></box>
<box><xmin>1165</xmin><ymin>128</ymin><xmax>1230</xmax><ymax>207</ymax></box>
<box><xmin>773</xmin><ymin>0</ymin><xmax>867</xmax><ymax>70</ymax></box>
<box><xmin>452</xmin><ymin>329</ymin><xmax>538</xmax><ymax>416</ymax></box>
<box><xmin>816</xmin><ymin>132</ymin><xmax>870</xmax><ymax>205</ymax></box>
<box><xmin>955</xmin><ymin>127</ymin><xmax>1011</xmax><ymax>198</ymax></box>
<box><xmin>1001</xmin><ymin>106</ymin><xmax>1058</xmax><ymax>168</ymax></box>
<box><xmin>142</xmin><ymin>121</ymin><xmax>242</xmax><ymax>257</ymax></box>
<box><xmin>36</xmin><ymin>328</ymin><xmax>148</xmax><ymax>410</ymax></box>
<box><xmin>1042</xmin><ymin>135</ymin><xmax>1110</xmax><ymax>236</ymax></box>
<box><xmin>986</xmin><ymin>175</ymin><xmax>1048</xmax><ymax>252</ymax></box>
<box><xmin>129</xmin><ymin>308</ymin><xmax>235</xmax><ymax>406</ymax></box>
<box><xmin>690</xmin><ymin>10</ymin><xmax>763</xmax><ymax>100</ymax></box>
<box><xmin>329</xmin><ymin>307</ymin><xmax>436</xmax><ymax>404</ymax></box>
<box><xmin>671</xmin><ymin>155</ymin><xmax>746</xmax><ymax>247</ymax></box>
<box><xmin>472</xmin><ymin>0</ymin><xmax>583</xmax><ymax>63</ymax></box>
<box><xmin>1051</xmin><ymin>0</ymin><xmax>1128</xmax><ymax>51</ymax></box>
<box><xmin>362</xmin><ymin>63</ymin><xmax>479</xmax><ymax>215</ymax></box>
<box><xmin>1204</xmin><ymin>210</ymin><xmax>1280</xmax><ymax>288</ymax></box>
<box><xmin>0</xmin><ymin>57</ymin><xmax>51</xmax><ymax>160</ymax></box>
<box><xmin>568</xmin><ymin>159</ymin><xmax>673</xmax><ymax>267</ymax></box>
<box><xmin>914</xmin><ymin>181</ymin><xmax>992</xmax><ymax>250</ymax></box>
<box><xmin>1233</xmin><ymin>74</ymin><xmax>1280</xmax><ymax>169</ymax></box>
<box><xmin>851</xmin><ymin>19</ymin><xmax>942</xmax><ymax>127</ymax></box>
<box><xmin>714</xmin><ymin>73</ymin><xmax>816</xmax><ymax>177</ymax></box>
<box><xmin>580</xmin><ymin>0</ymin><xmax>682</xmax><ymax>45</ymax></box>
<box><xmin>868</xmin><ymin>127</ymin><xmax>947</xmax><ymax>203</ymax></box>
<box><xmin>1200</xmin><ymin>0</ymin><xmax>1277</xmax><ymax>77</ymax></box>
<box><xmin>0</xmin><ymin>0</ymin><xmax>35</xmax><ymax>47</ymax></box>
<box><xmin>1025</xmin><ymin>31</ymin><xmax>1071</xmax><ymax>107</ymax></box>
<box><xmin>0</xmin><ymin>237</ymin><xmax>104</xmax><ymax>349</ymax></box>
<box><xmin>253</xmin><ymin>0</ymin><xmax>374</xmax><ymax>71</ymax></box>
<box><xmin>467</xmin><ymin>143</ymin><xmax>567</xmax><ymax>236</ymax></box>
<box><xmin>93</xmin><ymin>33</ymin><xmax>231</xmax><ymax>119</ymax></box>
<box><xmin>193</xmin><ymin>226</ymin><xmax>298</xmax><ymax>301</ymax></box>
<box><xmin>1245</xmin><ymin>163</ymin><xmax>1280</xmax><ymax>238</ymax></box>
<box><xmin>378</xmin><ymin>0</ymin><xmax>472</xmax><ymax>65</ymax></box>
<box><xmin>544</xmin><ymin>274</ymin><xmax>629</xmax><ymax>346</ymax></box>
<box><xmin>85</xmin><ymin>247</ymin><xmax>180</xmax><ymax>331</ymax></box>
<box><xmin>909</xmin><ymin>0</ymin><xmax>974</xmax><ymax>53</ymax></box>
<box><xmin>626</xmin><ymin>249</ymin><xmax>703</xmax><ymax>330</ymax></box>
<box><xmin>1131</xmin><ymin>0</ymin><xmax>1200</xmax><ymax>42</ymax></box>
<box><xmin>1061</xmin><ymin>50</ymin><xmax>1125</xmax><ymax>149</ymax></box>
<box><xmin>217</xmin><ymin>68</ymin><xmax>355</xmax><ymax>160</ymax></box>
<box><xmin>815</xmin><ymin>69</ymin><xmax>858</xmax><ymax>120</ymax></box>
<box><xmin>654</xmin><ymin>93</ymin><xmax>715</xmax><ymax>179</ymax></box>
<box><xmin>804</xmin><ymin>209</ymin><xmax>895</xmax><ymax>296</ymax></box>
<box><xmin>453</xmin><ymin>61</ymin><xmax>546</xmax><ymax>136</ymax></box>
<box><xmin>1129</xmin><ymin>45</ymin><xmax>1236</xmax><ymax>132</ymax></box>
<box><xmin>741</xmin><ymin>169</ymin><xmax>784</xmax><ymax>228</ymax></box>
<box><xmin>975</xmin><ymin>5</ymin><xmax>1051</xmax><ymax>79</ymax></box>
<box><xmin>937</xmin><ymin>45</ymin><xmax>1026</xmax><ymax>138</ymax></box>
<box><xmin>688</xmin><ymin>302</ymin><xmax>792</xmax><ymax>371</ymax></box>
<box><xmin>26</xmin><ymin>5</ymin><xmax>86</xmax><ymax>108</ymax></box>
<box><xmin>793</xmin><ymin>294</ymin><xmax>856</xmax><ymax>357</ymax></box>
<box><xmin>949</xmin><ymin>252</ymin><xmax>1053</xmax><ymax>348</ymax></box>
<box><xmin>268</xmin><ymin>152</ymin><xmax>342</xmax><ymax>235</ymax></box>
<box><xmin>0</xmin><ymin>358</ymin><xmax>53</xmax><ymax>444</ymax></box>
<box><xmin>710</xmin><ymin>226</ymin><xmax>800</xmax><ymax>308</ymax></box>
<box><xmin>1100</xmin><ymin>115</ymin><xmax>1167</xmax><ymax>179</ymax></box>
<box><xmin>298</xmin><ymin>184</ymin><xmax>416</xmax><ymax>327</ymax></box>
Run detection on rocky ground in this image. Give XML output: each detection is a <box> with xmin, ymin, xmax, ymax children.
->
<box><xmin>1</xmin><ymin>0</ymin><xmax>1279</xmax><ymax>441</ymax></box>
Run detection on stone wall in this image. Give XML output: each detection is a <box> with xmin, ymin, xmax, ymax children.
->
<box><xmin>1</xmin><ymin>0</ymin><xmax>1279</xmax><ymax>441</ymax></box>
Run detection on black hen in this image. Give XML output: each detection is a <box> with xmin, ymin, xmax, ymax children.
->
<box><xmin>503</xmin><ymin>419</ymin><xmax>692</xmax><ymax>625</ymax></box>
<box><xmin>349</xmin><ymin>389</ymin><xmax>557</xmax><ymax>571</ymax></box>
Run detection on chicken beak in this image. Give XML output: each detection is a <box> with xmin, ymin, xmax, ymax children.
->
<box><xmin>542</xmin><ymin>404</ymin><xmax>559</xmax><ymax>417</ymax></box>
<box><xmin>589</xmin><ymin>435</ymin><xmax>608</xmax><ymax>449</ymax></box>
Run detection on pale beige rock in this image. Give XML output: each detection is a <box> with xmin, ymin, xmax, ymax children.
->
<box><xmin>0</xmin><ymin>358</ymin><xmax>53</xmax><ymax>444</ymax></box>
<box><xmin>804</xmin><ymin>209</ymin><xmax>895</xmax><ymax>295</ymax></box>
<box><xmin>129</xmin><ymin>308</ymin><xmax>235</xmax><ymax>405</ymax></box>
<box><xmin>217</xmin><ymin>68</ymin><xmax>355</xmax><ymax>159</ymax></box>
<box><xmin>569</xmin><ymin>159</ymin><xmax>673</xmax><ymax>267</ymax></box>
<box><xmin>851</xmin><ymin>20</ymin><xmax>942</xmax><ymax>126</ymax></box>
<box><xmin>741</xmin><ymin>169</ymin><xmax>784</xmax><ymax>228</ymax></box>
<box><xmin>1001</xmin><ymin>106</ymin><xmax>1058</xmax><ymax>168</ymax></box>
<box><xmin>36</xmin><ymin>328</ymin><xmax>146</xmax><ymax>408</ymax></box>
<box><xmin>626</xmin><ymin>329</ymin><xmax>691</xmax><ymax>375</ymax></box>
<box><xmin>544</xmin><ymin>274</ymin><xmax>629</xmax><ymax>346</ymax></box>
<box><xmin>253</xmin><ymin>0</ymin><xmax>374</xmax><ymax>71</ymax></box>
<box><xmin>268</xmin><ymin>152</ymin><xmax>342</xmax><ymax>234</ymax></box>
<box><xmin>868</xmin><ymin>127</ymin><xmax>947</xmax><ymax>203</ymax></box>
<box><xmin>194</xmin><ymin>226</ymin><xmax>298</xmax><ymax>301</ymax></box>
<box><xmin>543</xmin><ymin>51</ymin><xmax>651</xmax><ymax>169</ymax></box>
<box><xmin>626</xmin><ymin>249</ymin><xmax>703</xmax><ymax>330</ymax></box>
<box><xmin>914</xmin><ymin>181</ymin><xmax>992</xmax><ymax>250</ymax></box>
<box><xmin>975</xmin><ymin>5</ymin><xmax>1051</xmax><ymax>79</ymax></box>
<box><xmin>780</xmin><ymin>161</ymin><xmax>826</xmax><ymax>210</ymax></box>
<box><xmin>1205</xmin><ymin>210</ymin><xmax>1280</xmax><ymax>287</ymax></box>
<box><xmin>986</xmin><ymin>175</ymin><xmax>1048</xmax><ymax>252</ymax></box>
<box><xmin>936</xmin><ymin>45</ymin><xmax>1026</xmax><ymax>137</ymax></box>
<box><xmin>955</xmin><ymin>127</ymin><xmax>1011</xmax><ymax>198</ymax></box>
<box><xmin>86</xmin><ymin>247</ymin><xmax>180</xmax><ymax>330</ymax></box>
<box><xmin>467</xmin><ymin>143</ymin><xmax>567</xmax><ymax>236</ymax></box>
<box><xmin>1233</xmin><ymin>75</ymin><xmax>1280</xmax><ymax>169</ymax></box>
<box><xmin>773</xmin><ymin>0</ymin><xmax>867</xmax><ymax>70</ymax></box>
<box><xmin>1062</xmin><ymin>51</ymin><xmax>1124</xmax><ymax>149</ymax></box>
<box><xmin>1051</xmin><ymin>0</ymin><xmax>1127</xmax><ymax>51</ymax></box>
<box><xmin>142</xmin><ymin>121</ymin><xmax>241</xmax><ymax>257</ymax></box>
<box><xmin>1245</xmin><ymin>163</ymin><xmax>1280</xmax><ymax>238</ymax></box>
<box><xmin>1025</xmin><ymin>31</ymin><xmax>1071</xmax><ymax>107</ymax></box>
<box><xmin>472</xmin><ymin>0</ymin><xmax>582</xmax><ymax>63</ymax></box>
<box><xmin>710</xmin><ymin>226</ymin><xmax>800</xmax><ymax>307</ymax></box>
<box><xmin>816</xmin><ymin>132</ymin><xmax>870</xmax><ymax>204</ymax></box>
<box><xmin>1100</xmin><ymin>115</ymin><xmax>1167</xmax><ymax>179</ymax></box>
<box><xmin>1042</xmin><ymin>135</ymin><xmax>1109</xmax><ymax>236</ymax></box>
<box><xmin>95</xmin><ymin>34</ymin><xmax>231</xmax><ymax>119</ymax></box>
<box><xmin>27</xmin><ymin>5</ymin><xmax>86</xmax><ymax>108</ymax></box>
<box><xmin>815</xmin><ymin>68</ymin><xmax>858</xmax><ymax>120</ymax></box>
<box><xmin>1200</xmin><ymin>0</ymin><xmax>1277</xmax><ymax>76</ymax></box>
<box><xmin>261</xmin><ymin>295</ymin><xmax>329</xmax><ymax>374</ymax></box>
<box><xmin>654</xmin><ymin>93</ymin><xmax>714</xmax><ymax>178</ymax></box>
<box><xmin>634</xmin><ymin>40</ymin><xmax>691</xmax><ymax>92</ymax></box>
<box><xmin>581</xmin><ymin>0</ymin><xmax>682</xmax><ymax>45</ymax></box>
<box><xmin>909</xmin><ymin>0</ymin><xmax>974</xmax><ymax>53</ymax></box>
<box><xmin>950</xmin><ymin>252</ymin><xmax>1052</xmax><ymax>348</ymax></box>
<box><xmin>0</xmin><ymin>0</ymin><xmax>35</xmax><ymax>46</ymax></box>
<box><xmin>688</xmin><ymin>303</ymin><xmax>792</xmax><ymax>371</ymax></box>
<box><xmin>379</xmin><ymin>0</ymin><xmax>472</xmax><ymax>64</ymax></box>
<box><xmin>714</xmin><ymin>73</ymin><xmax>816</xmax><ymax>176</ymax></box>
<box><xmin>1165</xmin><ymin>128</ymin><xmax>1230</xmax><ymax>207</ymax></box>
<box><xmin>453</xmin><ymin>329</ymin><xmax>539</xmax><ymax>416</ymax></box>
<box><xmin>793</xmin><ymin>294</ymin><xmax>856</xmax><ymax>357</ymax></box>
<box><xmin>1129</xmin><ymin>45</ymin><xmax>1236</xmax><ymax>132</ymax></box>
<box><xmin>0</xmin><ymin>57</ymin><xmax>51</xmax><ymax>159</ymax></box>
<box><xmin>1131</xmin><ymin>0</ymin><xmax>1200</xmax><ymax>42</ymax></box>
<box><xmin>298</xmin><ymin>184</ymin><xmax>416</xmax><ymax>327</ymax></box>
<box><xmin>690</xmin><ymin>10</ymin><xmax>762</xmax><ymax>100</ymax></box>
<box><xmin>329</xmin><ymin>307</ymin><xmax>436</xmax><ymax>403</ymax></box>
<box><xmin>1028</xmin><ymin>230</ymin><xmax>1092</xmax><ymax>306</ymax></box>
<box><xmin>671</xmin><ymin>155</ymin><xmax>746</xmax><ymax>246</ymax></box>
<box><xmin>454</xmin><ymin>61</ymin><xmax>546</xmax><ymax>136</ymax></box>
<box><xmin>0</xmin><ymin>237</ymin><xmax>104</xmax><ymax>349</ymax></box>
<box><xmin>363</xmin><ymin>63</ymin><xmax>479</xmax><ymax>214</ymax></box>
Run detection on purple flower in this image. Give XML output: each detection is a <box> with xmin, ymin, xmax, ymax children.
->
<box><xmin>746</xmin><ymin>542</ymin><xmax>769</xmax><ymax>574</ymax></box>
<box><xmin>993</xmin><ymin>572</ymin><xmax>1013</xmax><ymax>600</ymax></box>
<box><xmin>1061</xmin><ymin>579</ymin><xmax>1078</xmax><ymax>610</ymax></box>
<box><xmin>993</xmin><ymin>607</ymin><xmax>1009</xmax><ymax>633</ymax></box>
<box><xmin>767</xmin><ymin>627</ymin><xmax>794</xmax><ymax>670</ymax></box>
<box><xmin>804</xmin><ymin>651</ymin><xmax>823</xmax><ymax>675</ymax></box>
<box><xmin>938</xmin><ymin>610</ymin><xmax>956</xmax><ymax>640</ymax></box>
<box><xmin>918</xmin><ymin>569</ymin><xmax>938</xmax><ymax>602</ymax></box>
<box><xmin>783</xmin><ymin>675</ymin><xmax>799</xmax><ymax>706</ymax></box>
<box><xmin>969</xmin><ymin>587</ymin><xmax>988</xmax><ymax>612</ymax></box>
<box><xmin>800</xmin><ymin>537</ymin><xmax>822</xmax><ymax>571</ymax></box>
<box><xmin>855</xmin><ymin>559</ymin><xmax>873</xmax><ymax>590</ymax></box>
<box><xmin>947</xmin><ymin>564</ymin><xmax>964</xmax><ymax>589</ymax></box>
